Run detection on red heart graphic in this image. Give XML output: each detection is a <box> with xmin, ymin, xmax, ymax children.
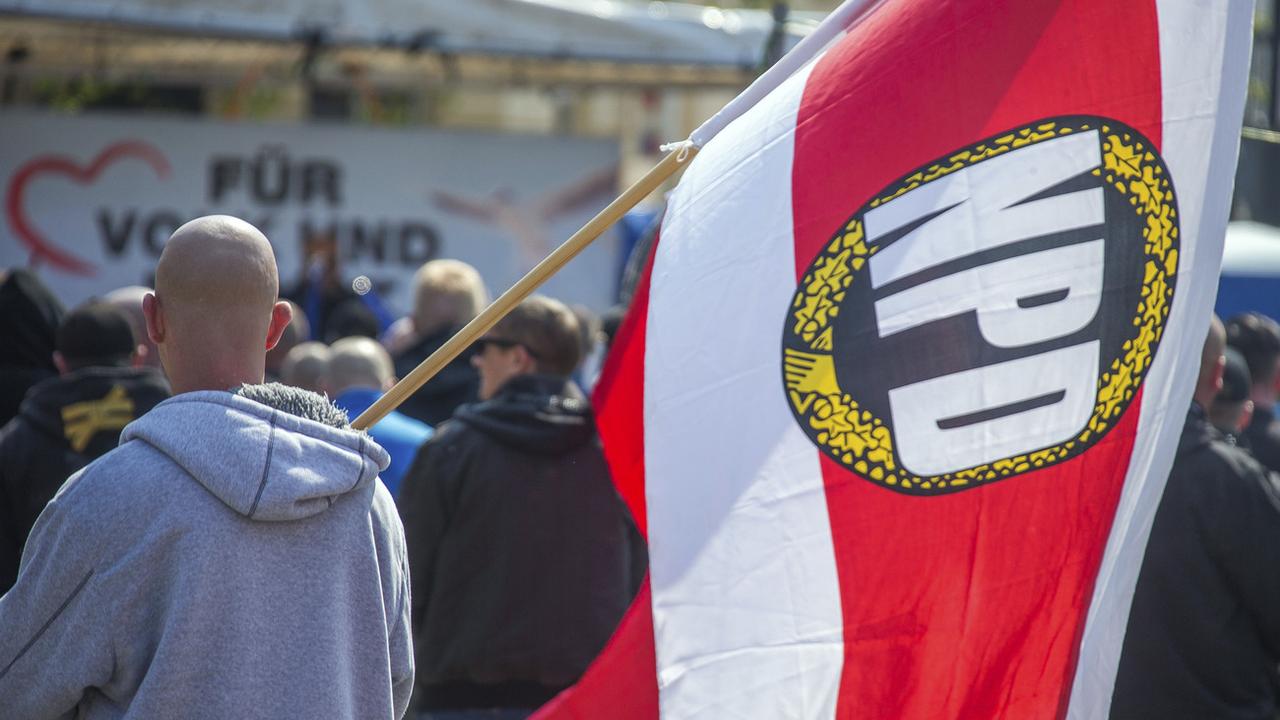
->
<box><xmin>6</xmin><ymin>141</ymin><xmax>171</xmax><ymax>276</ymax></box>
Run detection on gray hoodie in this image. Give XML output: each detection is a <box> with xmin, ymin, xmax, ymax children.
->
<box><xmin>0</xmin><ymin>387</ymin><xmax>413</xmax><ymax>719</ymax></box>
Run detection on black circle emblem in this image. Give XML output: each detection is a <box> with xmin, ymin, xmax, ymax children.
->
<box><xmin>782</xmin><ymin>116</ymin><xmax>1177</xmax><ymax>495</ymax></box>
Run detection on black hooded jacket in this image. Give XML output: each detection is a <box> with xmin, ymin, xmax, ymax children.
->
<box><xmin>1242</xmin><ymin>403</ymin><xmax>1280</xmax><ymax>474</ymax></box>
<box><xmin>1111</xmin><ymin>403</ymin><xmax>1280</xmax><ymax>719</ymax></box>
<box><xmin>0</xmin><ymin>269</ymin><xmax>64</xmax><ymax>428</ymax></box>
<box><xmin>392</xmin><ymin>326</ymin><xmax>480</xmax><ymax>427</ymax></box>
<box><xmin>0</xmin><ymin>366</ymin><xmax>170</xmax><ymax>592</ymax></box>
<box><xmin>398</xmin><ymin>374</ymin><xmax>646</xmax><ymax>711</ymax></box>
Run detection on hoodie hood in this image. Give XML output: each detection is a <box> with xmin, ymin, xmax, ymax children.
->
<box><xmin>122</xmin><ymin>386</ymin><xmax>390</xmax><ymax>522</ymax></box>
<box><xmin>0</xmin><ymin>268</ymin><xmax>64</xmax><ymax>370</ymax></box>
<box><xmin>455</xmin><ymin>374</ymin><xmax>595</xmax><ymax>455</ymax></box>
<box><xmin>0</xmin><ymin>269</ymin><xmax>65</xmax><ymax>424</ymax></box>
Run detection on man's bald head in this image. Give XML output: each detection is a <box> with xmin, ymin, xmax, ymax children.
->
<box><xmin>103</xmin><ymin>285</ymin><xmax>161</xmax><ymax>370</ymax></box>
<box><xmin>145</xmin><ymin>215</ymin><xmax>292</xmax><ymax>394</ymax></box>
<box><xmin>281</xmin><ymin>341</ymin><xmax>331</xmax><ymax>394</ymax></box>
<box><xmin>325</xmin><ymin>336</ymin><xmax>395</xmax><ymax>396</ymax></box>
<box><xmin>156</xmin><ymin>216</ymin><xmax>278</xmax><ymax>317</ymax></box>
<box><xmin>1195</xmin><ymin>314</ymin><xmax>1227</xmax><ymax>409</ymax></box>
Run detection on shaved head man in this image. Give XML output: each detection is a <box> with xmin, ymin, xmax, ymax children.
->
<box><xmin>326</xmin><ymin>336</ymin><xmax>395</xmax><ymax>393</ymax></box>
<box><xmin>326</xmin><ymin>336</ymin><xmax>432</xmax><ymax>498</ymax></box>
<box><xmin>280</xmin><ymin>341</ymin><xmax>331</xmax><ymax>394</ymax></box>
<box><xmin>1113</xmin><ymin>313</ymin><xmax>1280</xmax><ymax>717</ymax></box>
<box><xmin>103</xmin><ymin>285</ymin><xmax>163</xmax><ymax>371</ymax></box>
<box><xmin>144</xmin><ymin>216</ymin><xmax>293</xmax><ymax>394</ymax></box>
<box><xmin>1194</xmin><ymin>314</ymin><xmax>1227</xmax><ymax>409</ymax></box>
<box><xmin>0</xmin><ymin>215</ymin><xmax>414</xmax><ymax>719</ymax></box>
<box><xmin>265</xmin><ymin>300</ymin><xmax>311</xmax><ymax>383</ymax></box>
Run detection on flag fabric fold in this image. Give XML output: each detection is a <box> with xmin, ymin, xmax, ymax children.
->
<box><xmin>535</xmin><ymin>1</ymin><xmax>1253</xmax><ymax>718</ymax></box>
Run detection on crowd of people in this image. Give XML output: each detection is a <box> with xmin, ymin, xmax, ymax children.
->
<box><xmin>0</xmin><ymin>215</ymin><xmax>642</xmax><ymax>720</ymax></box>
<box><xmin>1107</xmin><ymin>312</ymin><xmax>1280</xmax><ymax>717</ymax></box>
<box><xmin>3</xmin><ymin>213</ymin><xmax>1280</xmax><ymax>718</ymax></box>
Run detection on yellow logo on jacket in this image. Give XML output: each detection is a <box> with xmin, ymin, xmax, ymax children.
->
<box><xmin>62</xmin><ymin>385</ymin><xmax>135</xmax><ymax>453</ymax></box>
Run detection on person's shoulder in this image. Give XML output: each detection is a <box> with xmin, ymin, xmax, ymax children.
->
<box><xmin>406</xmin><ymin>418</ymin><xmax>481</xmax><ymax>477</ymax></box>
<box><xmin>370</xmin><ymin>481</ymin><xmax>402</xmax><ymax>531</ymax></box>
<box><xmin>56</xmin><ymin>438</ymin><xmax>185</xmax><ymax>509</ymax></box>
<box><xmin>113</xmin><ymin>366</ymin><xmax>171</xmax><ymax>398</ymax></box>
<box><xmin>37</xmin><ymin>439</ymin><xmax>175</xmax><ymax>533</ymax></box>
<box><xmin>0</xmin><ymin>410</ymin><xmax>33</xmax><ymax>448</ymax></box>
<box><xmin>422</xmin><ymin>417</ymin><xmax>476</xmax><ymax>447</ymax></box>
<box><xmin>379</xmin><ymin>411</ymin><xmax>433</xmax><ymax>443</ymax></box>
<box><xmin>368</xmin><ymin>481</ymin><xmax>407</xmax><ymax>559</ymax></box>
<box><xmin>1199</xmin><ymin>427</ymin><xmax>1264</xmax><ymax>470</ymax></box>
<box><xmin>1181</xmin><ymin>431</ymin><xmax>1276</xmax><ymax>500</ymax></box>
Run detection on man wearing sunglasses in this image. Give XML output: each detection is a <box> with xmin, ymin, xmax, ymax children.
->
<box><xmin>398</xmin><ymin>295</ymin><xmax>646</xmax><ymax>720</ymax></box>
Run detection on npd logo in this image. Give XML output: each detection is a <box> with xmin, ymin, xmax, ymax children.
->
<box><xmin>783</xmin><ymin>116</ymin><xmax>1177</xmax><ymax>495</ymax></box>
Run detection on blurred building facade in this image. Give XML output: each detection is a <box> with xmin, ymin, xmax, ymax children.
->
<box><xmin>0</xmin><ymin>1</ymin><xmax>835</xmax><ymax>189</ymax></box>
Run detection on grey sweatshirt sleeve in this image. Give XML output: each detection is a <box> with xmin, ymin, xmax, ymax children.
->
<box><xmin>390</xmin><ymin>537</ymin><xmax>414</xmax><ymax>719</ymax></box>
<box><xmin>369</xmin><ymin>480</ymin><xmax>415</xmax><ymax>719</ymax></box>
<box><xmin>0</xmin><ymin>479</ymin><xmax>113</xmax><ymax>719</ymax></box>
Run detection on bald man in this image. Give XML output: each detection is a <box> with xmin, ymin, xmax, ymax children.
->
<box><xmin>102</xmin><ymin>285</ymin><xmax>163</xmax><ymax>371</ymax></box>
<box><xmin>280</xmin><ymin>340</ymin><xmax>331</xmax><ymax>393</ymax></box>
<box><xmin>264</xmin><ymin>300</ymin><xmax>311</xmax><ymax>383</ymax></box>
<box><xmin>324</xmin><ymin>336</ymin><xmax>432</xmax><ymax>498</ymax></box>
<box><xmin>0</xmin><ymin>216</ymin><xmax>414</xmax><ymax>719</ymax></box>
<box><xmin>1112</xmin><ymin>315</ymin><xmax>1280</xmax><ymax>718</ymax></box>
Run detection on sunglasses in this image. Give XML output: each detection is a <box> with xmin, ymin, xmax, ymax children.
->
<box><xmin>475</xmin><ymin>337</ymin><xmax>540</xmax><ymax>359</ymax></box>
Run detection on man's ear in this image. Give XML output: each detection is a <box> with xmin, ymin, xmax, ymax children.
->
<box><xmin>1211</xmin><ymin>354</ymin><xmax>1226</xmax><ymax>397</ymax></box>
<box><xmin>265</xmin><ymin>301</ymin><xmax>293</xmax><ymax>351</ymax></box>
<box><xmin>52</xmin><ymin>351</ymin><xmax>69</xmax><ymax>376</ymax></box>
<box><xmin>514</xmin><ymin>345</ymin><xmax>538</xmax><ymax>375</ymax></box>
<box><xmin>1240</xmin><ymin>399</ymin><xmax>1256</xmax><ymax>435</ymax></box>
<box><xmin>142</xmin><ymin>293</ymin><xmax>165</xmax><ymax>345</ymax></box>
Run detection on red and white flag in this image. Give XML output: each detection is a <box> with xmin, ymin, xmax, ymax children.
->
<box><xmin>535</xmin><ymin>0</ymin><xmax>1253</xmax><ymax>718</ymax></box>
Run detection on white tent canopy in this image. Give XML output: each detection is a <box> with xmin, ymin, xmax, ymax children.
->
<box><xmin>0</xmin><ymin>0</ymin><xmax>819</xmax><ymax>67</ymax></box>
<box><xmin>1222</xmin><ymin>221</ymin><xmax>1280</xmax><ymax>276</ymax></box>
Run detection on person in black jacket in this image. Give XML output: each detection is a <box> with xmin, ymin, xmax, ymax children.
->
<box><xmin>0</xmin><ymin>269</ymin><xmax>64</xmax><ymax>428</ymax></box>
<box><xmin>0</xmin><ymin>301</ymin><xmax>170</xmax><ymax>593</ymax></box>
<box><xmin>1226</xmin><ymin>312</ymin><xmax>1280</xmax><ymax>472</ymax></box>
<box><xmin>398</xmin><ymin>295</ymin><xmax>645</xmax><ymax>719</ymax></box>
<box><xmin>1111</xmin><ymin>315</ymin><xmax>1280</xmax><ymax>719</ymax></box>
<box><xmin>1209</xmin><ymin>346</ymin><xmax>1254</xmax><ymax>446</ymax></box>
<box><xmin>391</xmin><ymin>259</ymin><xmax>489</xmax><ymax>427</ymax></box>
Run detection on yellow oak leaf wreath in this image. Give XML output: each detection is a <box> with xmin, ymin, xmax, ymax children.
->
<box><xmin>783</xmin><ymin>118</ymin><xmax>1177</xmax><ymax>494</ymax></box>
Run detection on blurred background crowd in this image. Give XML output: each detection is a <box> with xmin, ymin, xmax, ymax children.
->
<box><xmin>7</xmin><ymin>1</ymin><xmax>1280</xmax><ymax>717</ymax></box>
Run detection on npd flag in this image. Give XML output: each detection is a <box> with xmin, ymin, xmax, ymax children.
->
<box><xmin>536</xmin><ymin>0</ymin><xmax>1254</xmax><ymax>719</ymax></box>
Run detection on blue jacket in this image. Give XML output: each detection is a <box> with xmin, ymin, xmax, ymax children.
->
<box><xmin>334</xmin><ymin>387</ymin><xmax>433</xmax><ymax>498</ymax></box>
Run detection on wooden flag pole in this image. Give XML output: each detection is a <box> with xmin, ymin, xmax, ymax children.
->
<box><xmin>353</xmin><ymin>146</ymin><xmax>699</xmax><ymax>431</ymax></box>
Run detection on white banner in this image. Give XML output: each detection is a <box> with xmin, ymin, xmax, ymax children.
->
<box><xmin>0</xmin><ymin>110</ymin><xmax>621</xmax><ymax>314</ymax></box>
